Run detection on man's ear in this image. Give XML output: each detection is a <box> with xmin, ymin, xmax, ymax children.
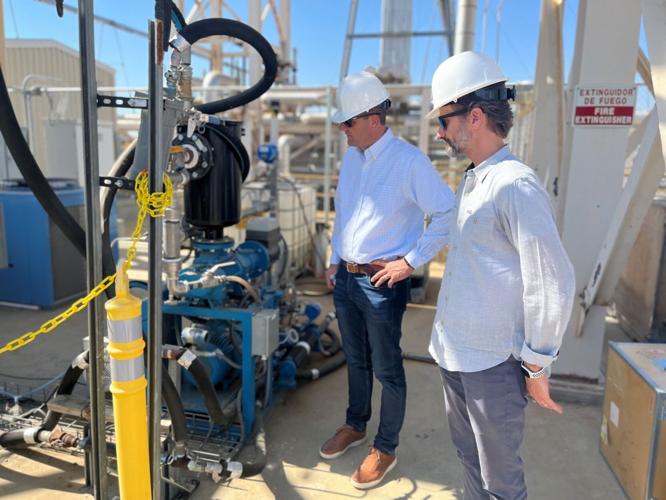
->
<box><xmin>468</xmin><ymin>107</ymin><xmax>484</xmax><ymax>130</ymax></box>
<box><xmin>370</xmin><ymin>114</ymin><xmax>382</xmax><ymax>128</ymax></box>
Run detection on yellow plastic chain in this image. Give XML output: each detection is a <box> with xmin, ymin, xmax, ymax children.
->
<box><xmin>0</xmin><ymin>170</ymin><xmax>172</xmax><ymax>355</ymax></box>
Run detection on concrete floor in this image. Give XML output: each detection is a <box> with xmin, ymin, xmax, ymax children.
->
<box><xmin>0</xmin><ymin>274</ymin><xmax>627</xmax><ymax>499</ymax></box>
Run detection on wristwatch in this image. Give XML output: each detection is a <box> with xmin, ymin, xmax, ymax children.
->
<box><xmin>520</xmin><ymin>361</ymin><xmax>549</xmax><ymax>379</ymax></box>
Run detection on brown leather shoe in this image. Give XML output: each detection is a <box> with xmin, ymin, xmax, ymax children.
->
<box><xmin>350</xmin><ymin>446</ymin><xmax>397</xmax><ymax>490</ymax></box>
<box><xmin>319</xmin><ymin>424</ymin><xmax>367</xmax><ymax>459</ymax></box>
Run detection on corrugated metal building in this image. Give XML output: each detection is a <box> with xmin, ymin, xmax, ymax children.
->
<box><xmin>2</xmin><ymin>39</ymin><xmax>116</xmax><ymax>182</ymax></box>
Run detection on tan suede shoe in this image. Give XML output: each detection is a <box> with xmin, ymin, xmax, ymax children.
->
<box><xmin>319</xmin><ymin>424</ymin><xmax>367</xmax><ymax>459</ymax></box>
<box><xmin>350</xmin><ymin>446</ymin><xmax>397</xmax><ymax>490</ymax></box>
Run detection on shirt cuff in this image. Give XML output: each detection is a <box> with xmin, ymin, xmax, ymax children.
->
<box><xmin>404</xmin><ymin>249</ymin><xmax>424</xmax><ymax>269</ymax></box>
<box><xmin>519</xmin><ymin>343</ymin><xmax>558</xmax><ymax>368</ymax></box>
<box><xmin>330</xmin><ymin>253</ymin><xmax>341</xmax><ymax>265</ymax></box>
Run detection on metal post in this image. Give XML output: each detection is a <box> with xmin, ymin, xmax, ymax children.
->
<box><xmin>147</xmin><ymin>20</ymin><xmax>164</xmax><ymax>500</ymax></box>
<box><xmin>454</xmin><ymin>0</ymin><xmax>477</xmax><ymax>55</ymax></box>
<box><xmin>339</xmin><ymin>0</ymin><xmax>359</xmax><ymax>82</ymax></box>
<box><xmin>0</xmin><ymin>1</ymin><xmax>5</xmax><ymax>67</ymax></box>
<box><xmin>77</xmin><ymin>0</ymin><xmax>107</xmax><ymax>497</ymax></box>
<box><xmin>23</xmin><ymin>91</ymin><xmax>34</xmax><ymax>151</ymax></box>
<box><xmin>323</xmin><ymin>87</ymin><xmax>332</xmax><ymax>227</ymax></box>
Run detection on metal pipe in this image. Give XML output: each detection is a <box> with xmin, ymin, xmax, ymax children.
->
<box><xmin>454</xmin><ymin>0</ymin><xmax>477</xmax><ymax>55</ymax></box>
<box><xmin>77</xmin><ymin>0</ymin><xmax>107</xmax><ymax>497</ymax></box>
<box><xmin>163</xmin><ymin>168</ymin><xmax>189</xmax><ymax>301</ymax></box>
<box><xmin>340</xmin><ymin>0</ymin><xmax>359</xmax><ymax>81</ymax></box>
<box><xmin>147</xmin><ymin>19</ymin><xmax>165</xmax><ymax>499</ymax></box>
<box><xmin>323</xmin><ymin>86</ymin><xmax>332</xmax><ymax>228</ymax></box>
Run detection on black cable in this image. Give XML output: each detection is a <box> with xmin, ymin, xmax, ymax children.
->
<box><xmin>177</xmin><ymin>18</ymin><xmax>278</xmax><ymax>115</ymax></box>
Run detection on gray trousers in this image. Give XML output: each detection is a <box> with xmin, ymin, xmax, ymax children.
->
<box><xmin>440</xmin><ymin>357</ymin><xmax>528</xmax><ymax>500</ymax></box>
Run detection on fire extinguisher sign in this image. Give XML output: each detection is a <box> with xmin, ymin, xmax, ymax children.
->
<box><xmin>572</xmin><ymin>85</ymin><xmax>636</xmax><ymax>127</ymax></box>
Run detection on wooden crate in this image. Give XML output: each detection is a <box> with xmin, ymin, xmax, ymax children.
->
<box><xmin>600</xmin><ymin>342</ymin><xmax>666</xmax><ymax>500</ymax></box>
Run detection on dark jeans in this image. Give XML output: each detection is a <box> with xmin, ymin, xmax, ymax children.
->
<box><xmin>440</xmin><ymin>357</ymin><xmax>529</xmax><ymax>500</ymax></box>
<box><xmin>333</xmin><ymin>265</ymin><xmax>410</xmax><ymax>455</ymax></box>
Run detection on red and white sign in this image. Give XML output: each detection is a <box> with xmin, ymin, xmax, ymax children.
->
<box><xmin>573</xmin><ymin>85</ymin><xmax>636</xmax><ymax>127</ymax></box>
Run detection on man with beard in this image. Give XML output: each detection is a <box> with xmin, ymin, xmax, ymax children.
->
<box><xmin>319</xmin><ymin>70</ymin><xmax>454</xmax><ymax>489</ymax></box>
<box><xmin>426</xmin><ymin>51</ymin><xmax>576</xmax><ymax>499</ymax></box>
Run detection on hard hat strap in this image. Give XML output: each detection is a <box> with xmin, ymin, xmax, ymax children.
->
<box><xmin>469</xmin><ymin>85</ymin><xmax>516</xmax><ymax>102</ymax></box>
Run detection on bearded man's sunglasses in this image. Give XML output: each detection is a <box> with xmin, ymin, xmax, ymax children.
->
<box><xmin>437</xmin><ymin>108</ymin><xmax>468</xmax><ymax>130</ymax></box>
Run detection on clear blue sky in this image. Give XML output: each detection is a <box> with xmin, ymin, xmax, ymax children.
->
<box><xmin>2</xmin><ymin>0</ymin><xmax>583</xmax><ymax>89</ymax></box>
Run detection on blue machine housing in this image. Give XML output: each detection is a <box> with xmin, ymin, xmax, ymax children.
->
<box><xmin>179</xmin><ymin>238</ymin><xmax>269</xmax><ymax>307</ymax></box>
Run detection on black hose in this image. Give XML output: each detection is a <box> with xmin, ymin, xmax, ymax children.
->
<box><xmin>101</xmin><ymin>141</ymin><xmax>137</xmax><ymax>293</ymax></box>
<box><xmin>161</xmin><ymin>371</ymin><xmax>188</xmax><ymax>444</ymax></box>
<box><xmin>238</xmin><ymin>404</ymin><xmax>266</xmax><ymax>478</ymax></box>
<box><xmin>0</xmin><ymin>67</ymin><xmax>116</xmax><ymax>297</ymax></box>
<box><xmin>178</xmin><ymin>19</ymin><xmax>278</xmax><ymax>115</ymax></box>
<box><xmin>205</xmin><ymin>123</ymin><xmax>251</xmax><ymax>181</ymax></box>
<box><xmin>318</xmin><ymin>327</ymin><xmax>341</xmax><ymax>356</ymax></box>
<box><xmin>179</xmin><ymin>351</ymin><xmax>232</xmax><ymax>427</ymax></box>
<box><xmin>41</xmin><ymin>352</ymin><xmax>88</xmax><ymax>431</ymax></box>
<box><xmin>296</xmin><ymin>349</ymin><xmax>346</xmax><ymax>380</ymax></box>
<box><xmin>0</xmin><ymin>352</ymin><xmax>88</xmax><ymax>448</ymax></box>
<box><xmin>0</xmin><ymin>428</ymin><xmax>51</xmax><ymax>448</ymax></box>
<box><xmin>170</xmin><ymin>1</ymin><xmax>187</xmax><ymax>31</ymax></box>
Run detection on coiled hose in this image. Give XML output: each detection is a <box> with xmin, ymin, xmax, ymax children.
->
<box><xmin>177</xmin><ymin>18</ymin><xmax>278</xmax><ymax>115</ymax></box>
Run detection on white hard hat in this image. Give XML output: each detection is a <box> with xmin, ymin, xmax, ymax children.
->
<box><xmin>332</xmin><ymin>71</ymin><xmax>390</xmax><ymax>124</ymax></box>
<box><xmin>426</xmin><ymin>51</ymin><xmax>508</xmax><ymax>119</ymax></box>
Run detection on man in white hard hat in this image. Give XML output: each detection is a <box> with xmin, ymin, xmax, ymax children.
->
<box><xmin>319</xmin><ymin>70</ymin><xmax>454</xmax><ymax>489</ymax></box>
<box><xmin>427</xmin><ymin>51</ymin><xmax>576</xmax><ymax>499</ymax></box>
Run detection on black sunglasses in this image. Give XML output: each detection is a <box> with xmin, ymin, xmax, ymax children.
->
<box><xmin>342</xmin><ymin>112</ymin><xmax>381</xmax><ymax>128</ymax></box>
<box><xmin>437</xmin><ymin>108</ymin><xmax>468</xmax><ymax>130</ymax></box>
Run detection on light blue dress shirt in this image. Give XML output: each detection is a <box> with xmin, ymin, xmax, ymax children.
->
<box><xmin>331</xmin><ymin>128</ymin><xmax>454</xmax><ymax>269</ymax></box>
<box><xmin>429</xmin><ymin>145</ymin><xmax>576</xmax><ymax>373</ymax></box>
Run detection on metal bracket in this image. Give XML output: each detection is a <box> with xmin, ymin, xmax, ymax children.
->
<box><xmin>99</xmin><ymin>176</ymin><xmax>135</xmax><ymax>191</ymax></box>
<box><xmin>97</xmin><ymin>94</ymin><xmax>148</xmax><ymax>109</ymax></box>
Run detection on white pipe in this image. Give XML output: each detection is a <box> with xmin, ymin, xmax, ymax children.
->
<box><xmin>454</xmin><ymin>0</ymin><xmax>477</xmax><ymax>54</ymax></box>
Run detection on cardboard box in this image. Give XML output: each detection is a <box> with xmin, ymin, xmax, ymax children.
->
<box><xmin>600</xmin><ymin>342</ymin><xmax>666</xmax><ymax>500</ymax></box>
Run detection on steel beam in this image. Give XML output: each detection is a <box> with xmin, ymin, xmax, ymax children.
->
<box><xmin>528</xmin><ymin>0</ymin><xmax>565</xmax><ymax>209</ymax></box>
<box><xmin>77</xmin><ymin>0</ymin><xmax>107</xmax><ymax>497</ymax></box>
<box><xmin>554</xmin><ymin>0</ymin><xmax>642</xmax><ymax>379</ymax></box>
<box><xmin>147</xmin><ymin>20</ymin><xmax>164</xmax><ymax>500</ymax></box>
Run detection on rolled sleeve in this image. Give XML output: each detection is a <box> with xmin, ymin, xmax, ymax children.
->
<box><xmin>497</xmin><ymin>177</ymin><xmax>576</xmax><ymax>368</ymax></box>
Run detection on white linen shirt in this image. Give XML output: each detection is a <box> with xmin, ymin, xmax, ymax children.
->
<box><xmin>331</xmin><ymin>128</ymin><xmax>454</xmax><ymax>269</ymax></box>
<box><xmin>429</xmin><ymin>145</ymin><xmax>576</xmax><ymax>372</ymax></box>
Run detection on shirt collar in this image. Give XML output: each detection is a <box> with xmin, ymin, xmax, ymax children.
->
<box><xmin>358</xmin><ymin>127</ymin><xmax>393</xmax><ymax>161</ymax></box>
<box><xmin>470</xmin><ymin>144</ymin><xmax>512</xmax><ymax>182</ymax></box>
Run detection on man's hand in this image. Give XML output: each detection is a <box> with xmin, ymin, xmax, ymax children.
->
<box><xmin>370</xmin><ymin>258</ymin><xmax>414</xmax><ymax>288</ymax></box>
<box><xmin>325</xmin><ymin>265</ymin><xmax>338</xmax><ymax>290</ymax></box>
<box><xmin>524</xmin><ymin>363</ymin><xmax>563</xmax><ymax>415</ymax></box>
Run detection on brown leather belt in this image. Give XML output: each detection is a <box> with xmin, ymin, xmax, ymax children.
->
<box><xmin>343</xmin><ymin>261</ymin><xmax>384</xmax><ymax>276</ymax></box>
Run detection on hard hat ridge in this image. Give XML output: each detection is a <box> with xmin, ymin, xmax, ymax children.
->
<box><xmin>332</xmin><ymin>70</ymin><xmax>391</xmax><ymax>124</ymax></box>
<box><xmin>426</xmin><ymin>51</ymin><xmax>511</xmax><ymax>119</ymax></box>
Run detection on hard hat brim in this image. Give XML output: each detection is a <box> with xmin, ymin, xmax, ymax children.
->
<box><xmin>425</xmin><ymin>77</ymin><xmax>508</xmax><ymax>120</ymax></box>
<box><xmin>332</xmin><ymin>109</ymin><xmax>353</xmax><ymax>124</ymax></box>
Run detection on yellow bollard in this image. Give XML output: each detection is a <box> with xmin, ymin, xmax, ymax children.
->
<box><xmin>105</xmin><ymin>268</ymin><xmax>151</xmax><ymax>499</ymax></box>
